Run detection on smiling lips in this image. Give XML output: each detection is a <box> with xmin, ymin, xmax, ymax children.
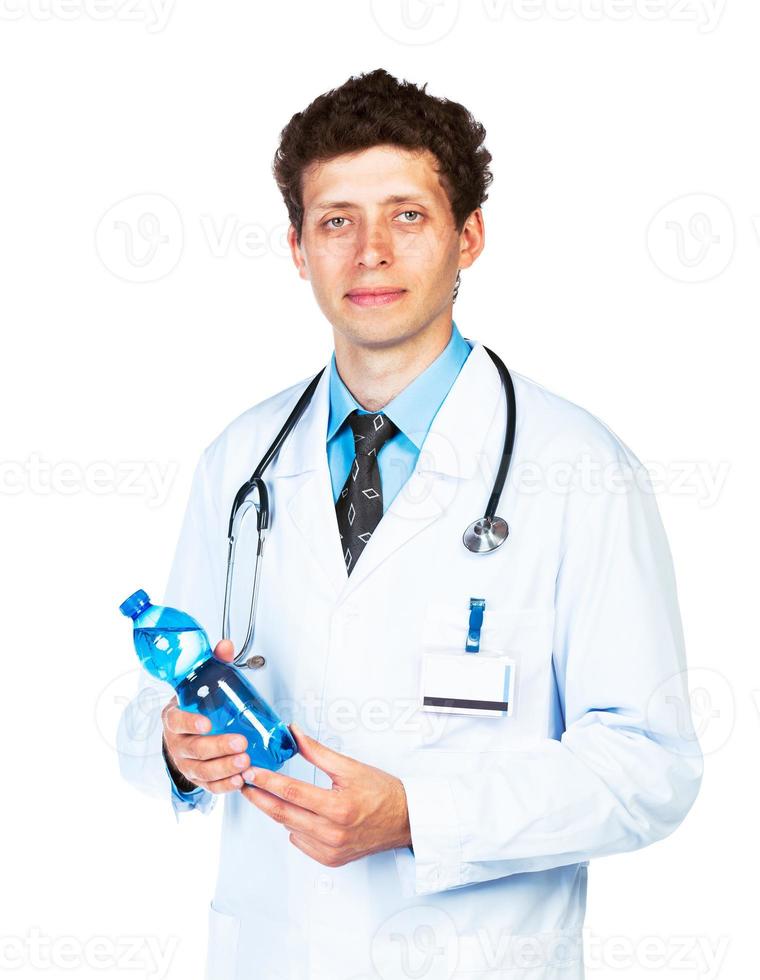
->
<box><xmin>346</xmin><ymin>287</ymin><xmax>407</xmax><ymax>308</ymax></box>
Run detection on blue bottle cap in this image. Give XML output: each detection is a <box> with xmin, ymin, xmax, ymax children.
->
<box><xmin>119</xmin><ymin>589</ymin><xmax>151</xmax><ymax>619</ymax></box>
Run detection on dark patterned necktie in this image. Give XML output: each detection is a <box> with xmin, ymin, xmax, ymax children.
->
<box><xmin>335</xmin><ymin>409</ymin><xmax>399</xmax><ymax>574</ymax></box>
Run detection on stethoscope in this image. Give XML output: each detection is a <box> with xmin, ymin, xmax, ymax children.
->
<box><xmin>223</xmin><ymin>345</ymin><xmax>516</xmax><ymax>668</ymax></box>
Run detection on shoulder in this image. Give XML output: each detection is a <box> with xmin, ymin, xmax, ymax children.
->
<box><xmin>507</xmin><ymin>366</ymin><xmax>644</xmax><ymax>471</ymax></box>
<box><xmin>503</xmin><ymin>369</ymin><xmax>658</xmax><ymax>543</ymax></box>
<box><xmin>198</xmin><ymin>370</ymin><xmax>319</xmax><ymax>471</ymax></box>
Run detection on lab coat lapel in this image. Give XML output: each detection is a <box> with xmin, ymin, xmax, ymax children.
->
<box><xmin>341</xmin><ymin>343</ymin><xmax>501</xmax><ymax>599</ymax></box>
<box><xmin>276</xmin><ymin>365</ymin><xmax>350</xmax><ymax>598</ymax></box>
<box><xmin>339</xmin><ymin>341</ymin><xmax>503</xmax><ymax>600</ymax></box>
<box><xmin>277</xmin><ymin>341</ymin><xmax>503</xmax><ymax>603</ymax></box>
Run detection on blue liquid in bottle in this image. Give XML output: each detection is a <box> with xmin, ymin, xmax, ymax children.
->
<box><xmin>119</xmin><ymin>589</ymin><xmax>297</xmax><ymax>770</ymax></box>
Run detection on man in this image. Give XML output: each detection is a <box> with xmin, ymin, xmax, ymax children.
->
<box><xmin>117</xmin><ymin>69</ymin><xmax>703</xmax><ymax>979</ymax></box>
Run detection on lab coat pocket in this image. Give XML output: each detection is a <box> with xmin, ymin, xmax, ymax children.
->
<box><xmin>204</xmin><ymin>900</ymin><xmax>241</xmax><ymax>980</ymax></box>
<box><xmin>415</xmin><ymin>602</ymin><xmax>555</xmax><ymax>753</ymax></box>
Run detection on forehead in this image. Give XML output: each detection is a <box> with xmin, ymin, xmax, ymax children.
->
<box><xmin>301</xmin><ymin>144</ymin><xmax>447</xmax><ymax>210</ymax></box>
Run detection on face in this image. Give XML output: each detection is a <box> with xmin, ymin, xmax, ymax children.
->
<box><xmin>288</xmin><ymin>144</ymin><xmax>484</xmax><ymax>351</ymax></box>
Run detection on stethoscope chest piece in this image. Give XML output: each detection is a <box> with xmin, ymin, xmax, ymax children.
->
<box><xmin>462</xmin><ymin>516</ymin><xmax>509</xmax><ymax>553</ymax></box>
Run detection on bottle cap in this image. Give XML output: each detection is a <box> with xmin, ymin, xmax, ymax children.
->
<box><xmin>119</xmin><ymin>589</ymin><xmax>151</xmax><ymax>619</ymax></box>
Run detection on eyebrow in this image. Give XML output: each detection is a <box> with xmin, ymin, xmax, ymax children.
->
<box><xmin>310</xmin><ymin>193</ymin><xmax>433</xmax><ymax>214</ymax></box>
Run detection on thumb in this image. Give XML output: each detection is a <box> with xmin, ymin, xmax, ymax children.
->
<box><xmin>213</xmin><ymin>638</ymin><xmax>236</xmax><ymax>663</ymax></box>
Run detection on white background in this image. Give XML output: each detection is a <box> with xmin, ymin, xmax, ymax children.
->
<box><xmin>1</xmin><ymin>1</ymin><xmax>756</xmax><ymax>977</ymax></box>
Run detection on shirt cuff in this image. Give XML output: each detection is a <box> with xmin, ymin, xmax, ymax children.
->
<box><xmin>161</xmin><ymin>741</ymin><xmax>217</xmax><ymax>820</ymax></box>
<box><xmin>395</xmin><ymin>774</ymin><xmax>463</xmax><ymax>896</ymax></box>
<box><xmin>165</xmin><ymin>757</ymin><xmax>203</xmax><ymax>800</ymax></box>
<box><xmin>165</xmin><ymin>759</ymin><xmax>217</xmax><ymax>817</ymax></box>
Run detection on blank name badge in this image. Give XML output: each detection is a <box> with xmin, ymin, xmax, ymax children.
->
<box><xmin>420</xmin><ymin>651</ymin><xmax>516</xmax><ymax>716</ymax></box>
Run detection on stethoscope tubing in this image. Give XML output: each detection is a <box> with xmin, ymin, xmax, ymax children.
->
<box><xmin>223</xmin><ymin>345</ymin><xmax>515</xmax><ymax>666</ymax></box>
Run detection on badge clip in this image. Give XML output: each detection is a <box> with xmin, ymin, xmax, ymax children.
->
<box><xmin>466</xmin><ymin>597</ymin><xmax>486</xmax><ymax>653</ymax></box>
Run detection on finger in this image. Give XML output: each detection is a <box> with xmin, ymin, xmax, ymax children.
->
<box><xmin>241</xmin><ymin>766</ymin><xmax>343</xmax><ymax>822</ymax></box>
<box><xmin>164</xmin><ymin>704</ymin><xmax>212</xmax><ymax>736</ymax></box>
<box><xmin>183</xmin><ymin>751</ymin><xmax>251</xmax><ymax>786</ymax></box>
<box><xmin>240</xmin><ymin>784</ymin><xmax>342</xmax><ymax>844</ymax></box>
<box><xmin>288</xmin><ymin>831</ymin><xmax>340</xmax><ymax>867</ymax></box>
<box><xmin>177</xmin><ymin>731</ymin><xmax>250</xmax><ymax>763</ymax></box>
<box><xmin>204</xmin><ymin>772</ymin><xmax>246</xmax><ymax>794</ymax></box>
<box><xmin>213</xmin><ymin>638</ymin><xmax>236</xmax><ymax>663</ymax></box>
<box><xmin>288</xmin><ymin>722</ymin><xmax>352</xmax><ymax>780</ymax></box>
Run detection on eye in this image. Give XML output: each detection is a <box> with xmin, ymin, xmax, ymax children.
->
<box><xmin>322</xmin><ymin>210</ymin><xmax>422</xmax><ymax>229</ymax></box>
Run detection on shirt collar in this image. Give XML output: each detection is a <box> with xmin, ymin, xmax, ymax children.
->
<box><xmin>327</xmin><ymin>319</ymin><xmax>472</xmax><ymax>451</ymax></box>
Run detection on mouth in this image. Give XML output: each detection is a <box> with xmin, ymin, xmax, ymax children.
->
<box><xmin>345</xmin><ymin>288</ymin><xmax>407</xmax><ymax>308</ymax></box>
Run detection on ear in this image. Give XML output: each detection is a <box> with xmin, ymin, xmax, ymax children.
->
<box><xmin>287</xmin><ymin>224</ymin><xmax>310</xmax><ymax>281</ymax></box>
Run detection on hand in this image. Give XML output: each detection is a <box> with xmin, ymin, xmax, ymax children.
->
<box><xmin>240</xmin><ymin>723</ymin><xmax>412</xmax><ymax>867</ymax></box>
<box><xmin>161</xmin><ymin>639</ymin><xmax>251</xmax><ymax>794</ymax></box>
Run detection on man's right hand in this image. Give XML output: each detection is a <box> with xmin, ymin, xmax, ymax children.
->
<box><xmin>161</xmin><ymin>639</ymin><xmax>250</xmax><ymax>794</ymax></box>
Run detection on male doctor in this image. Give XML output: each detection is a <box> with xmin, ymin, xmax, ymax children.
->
<box><xmin>117</xmin><ymin>69</ymin><xmax>703</xmax><ymax>980</ymax></box>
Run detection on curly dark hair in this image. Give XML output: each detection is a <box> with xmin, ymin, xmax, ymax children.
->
<box><xmin>272</xmin><ymin>68</ymin><xmax>493</xmax><ymax>300</ymax></box>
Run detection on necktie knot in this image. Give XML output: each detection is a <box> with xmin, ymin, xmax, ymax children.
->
<box><xmin>347</xmin><ymin>410</ymin><xmax>398</xmax><ymax>457</ymax></box>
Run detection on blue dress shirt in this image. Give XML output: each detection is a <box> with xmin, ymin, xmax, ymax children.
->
<box><xmin>168</xmin><ymin>319</ymin><xmax>473</xmax><ymax>806</ymax></box>
<box><xmin>327</xmin><ymin>319</ymin><xmax>472</xmax><ymax>510</ymax></box>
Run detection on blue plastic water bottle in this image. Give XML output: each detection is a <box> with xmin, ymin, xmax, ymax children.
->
<box><xmin>119</xmin><ymin>589</ymin><xmax>297</xmax><ymax>770</ymax></box>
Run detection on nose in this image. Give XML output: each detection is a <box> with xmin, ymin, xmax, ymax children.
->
<box><xmin>354</xmin><ymin>217</ymin><xmax>393</xmax><ymax>269</ymax></box>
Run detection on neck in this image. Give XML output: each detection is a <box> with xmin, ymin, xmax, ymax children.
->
<box><xmin>333</xmin><ymin>310</ymin><xmax>454</xmax><ymax>412</ymax></box>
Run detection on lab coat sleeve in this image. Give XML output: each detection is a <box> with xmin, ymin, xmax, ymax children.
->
<box><xmin>116</xmin><ymin>448</ymin><xmax>223</xmax><ymax>823</ymax></box>
<box><xmin>395</xmin><ymin>451</ymin><xmax>704</xmax><ymax>897</ymax></box>
<box><xmin>116</xmin><ymin>664</ymin><xmax>217</xmax><ymax>821</ymax></box>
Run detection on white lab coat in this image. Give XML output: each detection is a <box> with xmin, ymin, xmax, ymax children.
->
<box><xmin>117</xmin><ymin>339</ymin><xmax>703</xmax><ymax>980</ymax></box>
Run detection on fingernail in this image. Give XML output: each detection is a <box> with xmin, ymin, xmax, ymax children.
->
<box><xmin>243</xmin><ymin>768</ymin><xmax>256</xmax><ymax>783</ymax></box>
<box><xmin>234</xmin><ymin>755</ymin><xmax>249</xmax><ymax>768</ymax></box>
<box><xmin>196</xmin><ymin>719</ymin><xmax>209</xmax><ymax>732</ymax></box>
<box><xmin>230</xmin><ymin>736</ymin><xmax>246</xmax><ymax>751</ymax></box>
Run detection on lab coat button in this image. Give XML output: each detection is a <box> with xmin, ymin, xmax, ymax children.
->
<box><xmin>315</xmin><ymin>873</ymin><xmax>334</xmax><ymax>893</ymax></box>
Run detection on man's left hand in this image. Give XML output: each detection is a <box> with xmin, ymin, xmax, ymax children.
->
<box><xmin>240</xmin><ymin>723</ymin><xmax>412</xmax><ymax>867</ymax></box>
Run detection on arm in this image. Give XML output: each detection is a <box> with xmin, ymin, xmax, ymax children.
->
<box><xmin>115</xmin><ymin>666</ymin><xmax>218</xmax><ymax>820</ymax></box>
<box><xmin>396</xmin><ymin>452</ymin><xmax>704</xmax><ymax>896</ymax></box>
<box><xmin>115</xmin><ymin>448</ymin><xmax>225</xmax><ymax>820</ymax></box>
